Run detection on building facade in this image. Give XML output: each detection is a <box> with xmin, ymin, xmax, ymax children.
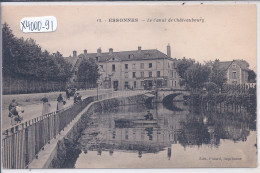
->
<box><xmin>219</xmin><ymin>60</ymin><xmax>249</xmax><ymax>85</ymax></box>
<box><xmin>67</xmin><ymin>45</ymin><xmax>180</xmax><ymax>90</ymax></box>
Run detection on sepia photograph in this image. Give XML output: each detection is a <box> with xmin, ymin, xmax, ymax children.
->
<box><xmin>1</xmin><ymin>2</ymin><xmax>257</xmax><ymax>169</ymax></box>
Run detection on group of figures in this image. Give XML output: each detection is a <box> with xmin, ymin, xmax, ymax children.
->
<box><xmin>8</xmin><ymin>99</ymin><xmax>24</xmax><ymax>126</ymax></box>
<box><xmin>8</xmin><ymin>91</ymin><xmax>83</xmax><ymax>126</ymax></box>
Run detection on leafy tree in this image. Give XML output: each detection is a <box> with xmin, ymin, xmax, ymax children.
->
<box><xmin>2</xmin><ymin>23</ymin><xmax>72</xmax><ymax>82</ymax></box>
<box><xmin>2</xmin><ymin>23</ymin><xmax>17</xmax><ymax>76</ymax></box>
<box><xmin>184</xmin><ymin>63</ymin><xmax>211</xmax><ymax>91</ymax></box>
<box><xmin>203</xmin><ymin>82</ymin><xmax>218</xmax><ymax>93</ymax></box>
<box><xmin>176</xmin><ymin>57</ymin><xmax>195</xmax><ymax>79</ymax></box>
<box><xmin>248</xmin><ymin>70</ymin><xmax>256</xmax><ymax>83</ymax></box>
<box><xmin>77</xmin><ymin>58</ymin><xmax>100</xmax><ymax>88</ymax></box>
<box><xmin>208</xmin><ymin>59</ymin><xmax>227</xmax><ymax>88</ymax></box>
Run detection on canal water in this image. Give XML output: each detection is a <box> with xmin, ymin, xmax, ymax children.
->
<box><xmin>73</xmin><ymin>102</ymin><xmax>257</xmax><ymax>168</ymax></box>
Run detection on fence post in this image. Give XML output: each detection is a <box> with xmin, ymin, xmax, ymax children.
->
<box><xmin>24</xmin><ymin>127</ymin><xmax>29</xmax><ymax>168</ymax></box>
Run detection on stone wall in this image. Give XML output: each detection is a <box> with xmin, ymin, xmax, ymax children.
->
<box><xmin>29</xmin><ymin>93</ymin><xmax>147</xmax><ymax>168</ymax></box>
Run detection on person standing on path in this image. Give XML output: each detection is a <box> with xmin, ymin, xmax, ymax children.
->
<box><xmin>41</xmin><ymin>95</ymin><xmax>51</xmax><ymax>115</ymax></box>
<box><xmin>66</xmin><ymin>89</ymin><xmax>70</xmax><ymax>100</ymax></box>
<box><xmin>8</xmin><ymin>99</ymin><xmax>18</xmax><ymax>117</ymax></box>
<box><xmin>57</xmin><ymin>94</ymin><xmax>65</xmax><ymax>111</ymax></box>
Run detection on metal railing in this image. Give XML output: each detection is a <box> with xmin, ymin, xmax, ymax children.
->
<box><xmin>2</xmin><ymin>90</ymin><xmax>147</xmax><ymax>169</ymax></box>
<box><xmin>2</xmin><ymin>96</ymin><xmax>94</xmax><ymax>169</ymax></box>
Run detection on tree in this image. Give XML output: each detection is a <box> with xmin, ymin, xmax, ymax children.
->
<box><xmin>176</xmin><ymin>57</ymin><xmax>195</xmax><ymax>79</ymax></box>
<box><xmin>184</xmin><ymin>63</ymin><xmax>211</xmax><ymax>91</ymax></box>
<box><xmin>208</xmin><ymin>59</ymin><xmax>227</xmax><ymax>88</ymax></box>
<box><xmin>203</xmin><ymin>82</ymin><xmax>218</xmax><ymax>93</ymax></box>
<box><xmin>2</xmin><ymin>23</ymin><xmax>17</xmax><ymax>76</ymax></box>
<box><xmin>248</xmin><ymin>70</ymin><xmax>256</xmax><ymax>83</ymax></box>
<box><xmin>2</xmin><ymin>23</ymin><xmax>72</xmax><ymax>82</ymax></box>
<box><xmin>77</xmin><ymin>58</ymin><xmax>100</xmax><ymax>88</ymax></box>
<box><xmin>176</xmin><ymin>57</ymin><xmax>195</xmax><ymax>86</ymax></box>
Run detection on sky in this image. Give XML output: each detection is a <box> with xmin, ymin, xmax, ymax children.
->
<box><xmin>2</xmin><ymin>3</ymin><xmax>257</xmax><ymax>71</ymax></box>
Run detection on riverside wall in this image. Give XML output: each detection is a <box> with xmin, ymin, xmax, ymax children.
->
<box><xmin>28</xmin><ymin>94</ymin><xmax>148</xmax><ymax>168</ymax></box>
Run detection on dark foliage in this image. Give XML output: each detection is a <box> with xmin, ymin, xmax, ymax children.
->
<box><xmin>208</xmin><ymin>59</ymin><xmax>227</xmax><ymax>88</ymax></box>
<box><xmin>77</xmin><ymin>58</ymin><xmax>100</xmax><ymax>89</ymax></box>
<box><xmin>248</xmin><ymin>69</ymin><xmax>256</xmax><ymax>83</ymax></box>
<box><xmin>2</xmin><ymin>23</ymin><xmax>72</xmax><ymax>82</ymax></box>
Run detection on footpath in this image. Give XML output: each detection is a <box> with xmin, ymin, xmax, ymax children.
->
<box><xmin>2</xmin><ymin>89</ymin><xmax>112</xmax><ymax>130</ymax></box>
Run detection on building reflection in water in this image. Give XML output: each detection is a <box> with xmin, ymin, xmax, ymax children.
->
<box><xmin>78</xmin><ymin>101</ymin><xmax>255</xmax><ymax>159</ymax></box>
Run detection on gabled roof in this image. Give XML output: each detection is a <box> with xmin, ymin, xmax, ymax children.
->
<box><xmin>219</xmin><ymin>61</ymin><xmax>232</xmax><ymax>71</ymax></box>
<box><xmin>219</xmin><ymin>60</ymin><xmax>249</xmax><ymax>71</ymax></box>
<box><xmin>235</xmin><ymin>60</ymin><xmax>250</xmax><ymax>71</ymax></box>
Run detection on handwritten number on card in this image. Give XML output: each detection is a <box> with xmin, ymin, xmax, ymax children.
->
<box><xmin>20</xmin><ymin>16</ymin><xmax>57</xmax><ymax>33</ymax></box>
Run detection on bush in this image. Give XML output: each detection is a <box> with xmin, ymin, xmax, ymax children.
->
<box><xmin>203</xmin><ymin>82</ymin><xmax>219</xmax><ymax>93</ymax></box>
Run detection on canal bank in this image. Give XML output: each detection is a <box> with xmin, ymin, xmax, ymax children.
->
<box><xmin>28</xmin><ymin>93</ymin><xmax>149</xmax><ymax>168</ymax></box>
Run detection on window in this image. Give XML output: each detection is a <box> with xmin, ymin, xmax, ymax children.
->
<box><xmin>132</xmin><ymin>63</ymin><xmax>136</xmax><ymax>69</ymax></box>
<box><xmin>140</xmin><ymin>72</ymin><xmax>144</xmax><ymax>77</ymax></box>
<box><xmin>232</xmin><ymin>64</ymin><xmax>236</xmax><ymax>68</ymax></box>
<box><xmin>133</xmin><ymin>72</ymin><xmax>136</xmax><ymax>78</ymax></box>
<box><xmin>125</xmin><ymin>131</ymin><xmax>128</xmax><ymax>140</ymax></box>
<box><xmin>149</xmin><ymin>71</ymin><xmax>152</xmax><ymax>77</ymax></box>
<box><xmin>112</xmin><ymin>64</ymin><xmax>116</xmax><ymax>71</ymax></box>
<box><xmin>140</xmin><ymin>81</ymin><xmax>144</xmax><ymax>88</ymax></box>
<box><xmin>174</xmin><ymin>72</ymin><xmax>177</xmax><ymax>78</ymax></box>
<box><xmin>125</xmin><ymin>64</ymin><xmax>128</xmax><ymax>69</ymax></box>
<box><xmin>125</xmin><ymin>81</ymin><xmax>129</xmax><ymax>89</ymax></box>
<box><xmin>168</xmin><ymin>63</ymin><xmax>170</xmax><ymax>68</ymax></box>
<box><xmin>175</xmin><ymin>81</ymin><xmax>177</xmax><ymax>86</ymax></box>
<box><xmin>134</xmin><ymin>81</ymin><xmax>137</xmax><ymax>88</ymax></box>
<box><xmin>140</xmin><ymin>63</ymin><xmax>144</xmax><ymax>69</ymax></box>
<box><xmin>149</xmin><ymin>63</ymin><xmax>152</xmax><ymax>68</ymax></box>
<box><xmin>157</xmin><ymin>71</ymin><xmax>160</xmax><ymax>77</ymax></box>
<box><xmin>96</xmin><ymin>57</ymin><xmax>99</xmax><ymax>61</ymax></box>
<box><xmin>232</xmin><ymin>72</ymin><xmax>237</xmax><ymax>79</ymax></box>
<box><xmin>100</xmin><ymin>65</ymin><xmax>103</xmax><ymax>69</ymax></box>
<box><xmin>125</xmin><ymin>72</ymin><xmax>129</xmax><ymax>78</ymax></box>
<box><xmin>157</xmin><ymin>80</ymin><xmax>162</xmax><ymax>87</ymax></box>
<box><xmin>112</xmin><ymin>58</ymin><xmax>115</xmax><ymax>61</ymax></box>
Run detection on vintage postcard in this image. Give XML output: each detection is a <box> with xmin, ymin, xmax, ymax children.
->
<box><xmin>1</xmin><ymin>2</ymin><xmax>257</xmax><ymax>169</ymax></box>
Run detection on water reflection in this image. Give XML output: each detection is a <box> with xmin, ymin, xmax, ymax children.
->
<box><xmin>75</xmin><ymin>101</ymin><xmax>256</xmax><ymax>167</ymax></box>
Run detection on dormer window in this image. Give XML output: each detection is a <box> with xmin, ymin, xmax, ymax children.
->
<box><xmin>96</xmin><ymin>56</ymin><xmax>99</xmax><ymax>61</ymax></box>
<box><xmin>112</xmin><ymin>58</ymin><xmax>115</xmax><ymax>61</ymax></box>
<box><xmin>144</xmin><ymin>53</ymin><xmax>150</xmax><ymax>58</ymax></box>
<box><xmin>128</xmin><ymin>54</ymin><xmax>134</xmax><ymax>59</ymax></box>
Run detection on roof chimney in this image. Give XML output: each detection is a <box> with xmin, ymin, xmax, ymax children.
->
<box><xmin>73</xmin><ymin>50</ymin><xmax>77</xmax><ymax>57</ymax></box>
<box><xmin>97</xmin><ymin>48</ymin><xmax>102</xmax><ymax>55</ymax></box>
<box><xmin>167</xmin><ymin>44</ymin><xmax>171</xmax><ymax>57</ymax></box>
<box><xmin>138</xmin><ymin>46</ymin><xmax>141</xmax><ymax>52</ymax></box>
<box><xmin>109</xmin><ymin>48</ymin><xmax>113</xmax><ymax>54</ymax></box>
<box><xmin>84</xmin><ymin>49</ymin><xmax>87</xmax><ymax>56</ymax></box>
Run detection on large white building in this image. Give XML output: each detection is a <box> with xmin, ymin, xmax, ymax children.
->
<box><xmin>66</xmin><ymin>44</ymin><xmax>180</xmax><ymax>90</ymax></box>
